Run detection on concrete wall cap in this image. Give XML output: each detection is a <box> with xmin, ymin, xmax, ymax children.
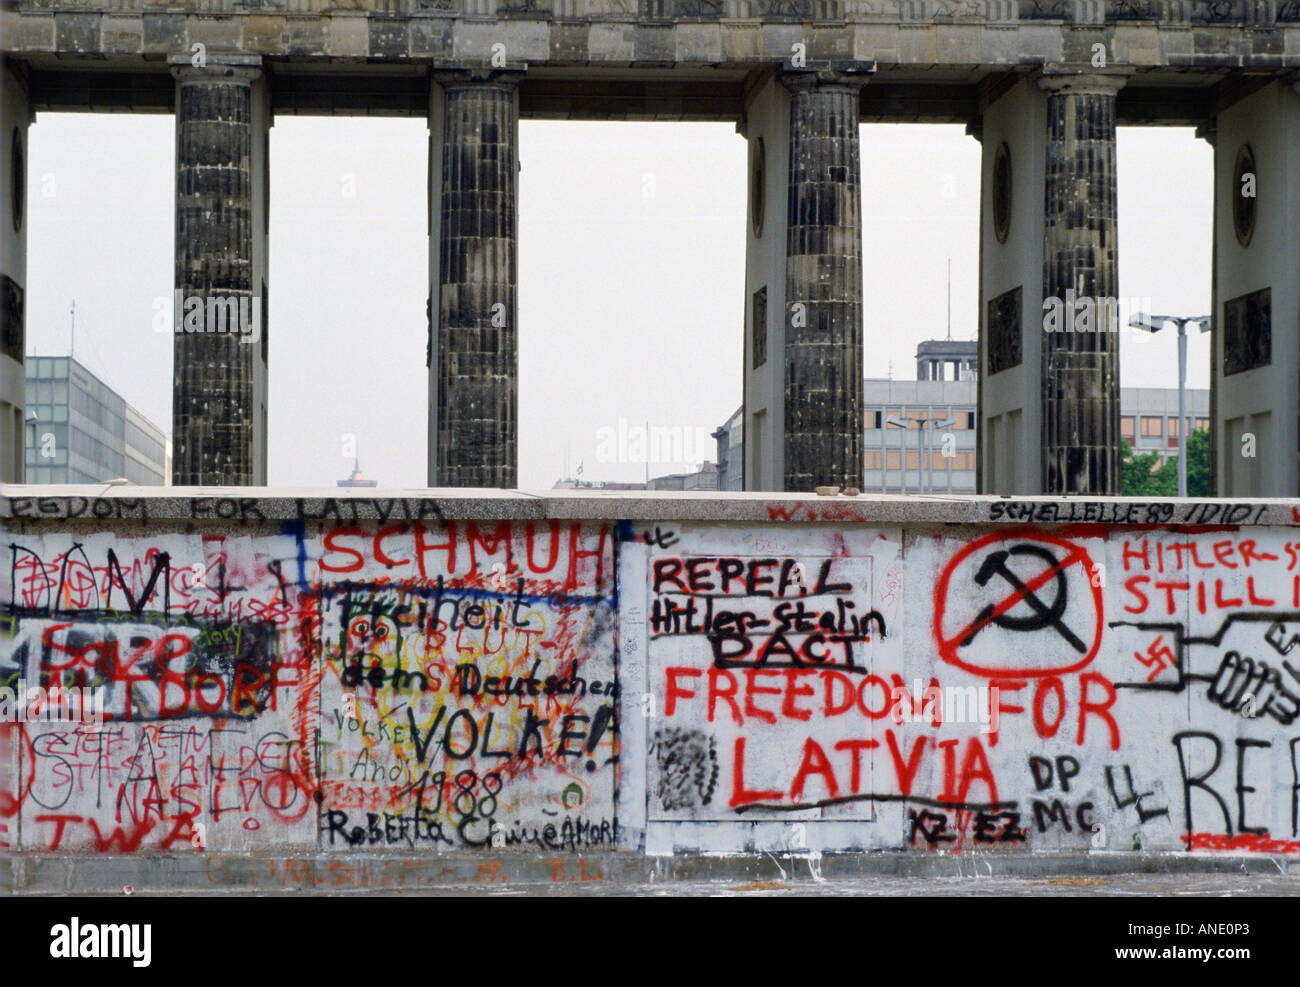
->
<box><xmin>3</xmin><ymin>485</ymin><xmax>1298</xmax><ymax>526</ymax></box>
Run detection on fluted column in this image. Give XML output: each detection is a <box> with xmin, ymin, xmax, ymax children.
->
<box><xmin>780</xmin><ymin>68</ymin><xmax>870</xmax><ymax>492</ymax></box>
<box><xmin>170</xmin><ymin>55</ymin><xmax>270</xmax><ymax>486</ymax></box>
<box><xmin>431</xmin><ymin>70</ymin><xmax>522</xmax><ymax>489</ymax></box>
<box><xmin>1038</xmin><ymin>72</ymin><xmax>1125</xmax><ymax>495</ymax></box>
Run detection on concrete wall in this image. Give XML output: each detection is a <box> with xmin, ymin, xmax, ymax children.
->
<box><xmin>0</xmin><ymin>61</ymin><xmax>28</xmax><ymax>484</ymax></box>
<box><xmin>1212</xmin><ymin>81</ymin><xmax>1300</xmax><ymax>497</ymax></box>
<box><xmin>741</xmin><ymin>74</ymin><xmax>788</xmax><ymax>492</ymax></box>
<box><xmin>979</xmin><ymin>77</ymin><xmax>1045</xmax><ymax>494</ymax></box>
<box><xmin>7</xmin><ymin>487</ymin><xmax>1300</xmax><ymax>874</ymax></box>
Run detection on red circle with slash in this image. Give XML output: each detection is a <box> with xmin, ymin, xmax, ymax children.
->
<box><xmin>933</xmin><ymin>530</ymin><xmax>1104</xmax><ymax>678</ymax></box>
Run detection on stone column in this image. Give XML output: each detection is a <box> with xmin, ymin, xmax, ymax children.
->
<box><xmin>171</xmin><ymin>56</ymin><xmax>270</xmax><ymax>486</ymax></box>
<box><xmin>781</xmin><ymin>69</ymin><xmax>870</xmax><ymax>492</ymax></box>
<box><xmin>1038</xmin><ymin>72</ymin><xmax>1125</xmax><ymax>495</ymax></box>
<box><xmin>1</xmin><ymin>60</ymin><xmax>30</xmax><ymax>483</ymax></box>
<box><xmin>430</xmin><ymin>70</ymin><xmax>522</xmax><ymax>489</ymax></box>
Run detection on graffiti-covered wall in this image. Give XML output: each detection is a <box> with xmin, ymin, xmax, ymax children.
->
<box><xmin>6</xmin><ymin>491</ymin><xmax>1300</xmax><ymax>863</ymax></box>
<box><xmin>1</xmin><ymin>507</ymin><xmax>617</xmax><ymax>855</ymax></box>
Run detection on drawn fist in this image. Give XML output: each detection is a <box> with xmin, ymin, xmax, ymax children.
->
<box><xmin>1206</xmin><ymin>650</ymin><xmax>1300</xmax><ymax>724</ymax></box>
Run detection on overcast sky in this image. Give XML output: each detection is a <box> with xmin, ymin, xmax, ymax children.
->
<box><xmin>25</xmin><ymin>113</ymin><xmax>1211</xmax><ymax>489</ymax></box>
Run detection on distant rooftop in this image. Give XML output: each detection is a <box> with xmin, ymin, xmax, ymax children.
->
<box><xmin>916</xmin><ymin>339</ymin><xmax>978</xmax><ymax>358</ymax></box>
<box><xmin>553</xmin><ymin>479</ymin><xmax>647</xmax><ymax>491</ymax></box>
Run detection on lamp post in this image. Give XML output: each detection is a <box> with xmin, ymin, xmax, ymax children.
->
<box><xmin>886</xmin><ymin>415</ymin><xmax>955</xmax><ymax>495</ymax></box>
<box><xmin>1129</xmin><ymin>313</ymin><xmax>1211</xmax><ymax>497</ymax></box>
<box><xmin>24</xmin><ymin>409</ymin><xmax>38</xmax><ymax>483</ymax></box>
<box><xmin>928</xmin><ymin>417</ymin><xmax>955</xmax><ymax>492</ymax></box>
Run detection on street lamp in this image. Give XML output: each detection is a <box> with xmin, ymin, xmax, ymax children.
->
<box><xmin>887</xmin><ymin>415</ymin><xmax>955</xmax><ymax>495</ymax></box>
<box><xmin>24</xmin><ymin>409</ymin><xmax>37</xmax><ymax>483</ymax></box>
<box><xmin>1129</xmin><ymin>313</ymin><xmax>1211</xmax><ymax>497</ymax></box>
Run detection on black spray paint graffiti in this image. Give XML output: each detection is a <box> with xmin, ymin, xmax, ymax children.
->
<box><xmin>1112</xmin><ymin>612</ymin><xmax>1300</xmax><ymax>723</ymax></box>
<box><xmin>1105</xmin><ymin>764</ymin><xmax>1170</xmax><ymax>823</ymax></box>
<box><xmin>8</xmin><ymin>543</ymin><xmax>176</xmax><ymax>616</ymax></box>
<box><xmin>1172</xmin><ymin>731</ymin><xmax>1278</xmax><ymax>840</ymax></box>
<box><xmin>650</xmin><ymin>556</ymin><xmax>886</xmax><ymax>673</ymax></box>
<box><xmin>934</xmin><ymin>532</ymin><xmax>1102</xmax><ymax>680</ymax></box>
<box><xmin>907</xmin><ymin>808</ymin><xmax>1026</xmax><ymax>846</ymax></box>
<box><xmin>641</xmin><ymin>527</ymin><xmax>678</xmax><ymax>549</ymax></box>
<box><xmin>1027</xmin><ymin>754</ymin><xmax>1097</xmax><ymax>835</ymax></box>
<box><xmin>2</xmin><ymin>613</ymin><xmax>280</xmax><ymax>721</ymax></box>
<box><xmin>961</xmin><ymin>545</ymin><xmax>1086</xmax><ymax>653</ymax></box>
<box><xmin>649</xmin><ymin>727</ymin><xmax>718</xmax><ymax>810</ymax></box>
<box><xmin>985</xmin><ymin>500</ymin><xmax>1269</xmax><ymax>526</ymax></box>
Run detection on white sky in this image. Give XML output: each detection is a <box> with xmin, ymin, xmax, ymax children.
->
<box><xmin>25</xmin><ymin>113</ymin><xmax>1211</xmax><ymax>488</ymax></box>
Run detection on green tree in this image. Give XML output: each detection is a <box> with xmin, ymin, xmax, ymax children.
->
<box><xmin>1124</xmin><ymin>428</ymin><xmax>1210</xmax><ymax>497</ymax></box>
<box><xmin>1184</xmin><ymin>427</ymin><xmax>1210</xmax><ymax>496</ymax></box>
<box><xmin>1120</xmin><ymin>439</ymin><xmax>1178</xmax><ymax>496</ymax></box>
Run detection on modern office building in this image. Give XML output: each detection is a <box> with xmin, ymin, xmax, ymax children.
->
<box><xmin>915</xmin><ymin>338</ymin><xmax>978</xmax><ymax>382</ymax></box>
<box><xmin>713</xmin><ymin>339</ymin><xmax>1210</xmax><ymax>494</ymax></box>
<box><xmin>647</xmin><ymin>462</ymin><xmax>719</xmax><ymax>491</ymax></box>
<box><xmin>1122</xmin><ymin>387</ymin><xmax>1212</xmax><ymax>462</ymax></box>
<box><xmin>552</xmin><ymin>467</ymin><xmax>722</xmax><ymax>492</ymax></box>
<box><xmin>863</xmin><ymin>339</ymin><xmax>981</xmax><ymax>494</ymax></box>
<box><xmin>23</xmin><ymin>355</ymin><xmax>169</xmax><ymax>485</ymax></box>
<box><xmin>552</xmin><ymin>479</ymin><xmax>647</xmax><ymax>491</ymax></box>
<box><xmin>863</xmin><ymin>376</ymin><xmax>980</xmax><ymax>494</ymax></box>
<box><xmin>714</xmin><ymin>408</ymin><xmax>743</xmax><ymax>492</ymax></box>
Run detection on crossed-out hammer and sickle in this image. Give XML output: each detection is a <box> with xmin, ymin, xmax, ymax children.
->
<box><xmin>958</xmin><ymin>544</ymin><xmax>1087</xmax><ymax>653</ymax></box>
